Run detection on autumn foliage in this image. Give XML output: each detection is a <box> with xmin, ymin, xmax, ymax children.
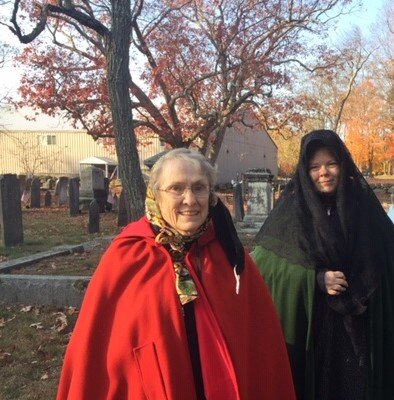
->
<box><xmin>7</xmin><ymin>0</ymin><xmax>355</xmax><ymax>162</ymax></box>
<box><xmin>343</xmin><ymin>79</ymin><xmax>393</xmax><ymax>175</ymax></box>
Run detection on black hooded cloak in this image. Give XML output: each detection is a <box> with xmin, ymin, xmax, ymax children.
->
<box><xmin>252</xmin><ymin>130</ymin><xmax>394</xmax><ymax>400</ymax></box>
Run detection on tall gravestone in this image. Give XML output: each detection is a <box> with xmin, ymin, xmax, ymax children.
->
<box><xmin>30</xmin><ymin>178</ymin><xmax>41</xmax><ymax>208</ymax></box>
<box><xmin>232</xmin><ymin>181</ymin><xmax>245</xmax><ymax>222</ymax></box>
<box><xmin>93</xmin><ymin>177</ymin><xmax>109</xmax><ymax>213</ymax></box>
<box><xmin>80</xmin><ymin>166</ymin><xmax>105</xmax><ymax>211</ymax></box>
<box><xmin>44</xmin><ymin>190</ymin><xmax>52</xmax><ymax>207</ymax></box>
<box><xmin>56</xmin><ymin>177</ymin><xmax>69</xmax><ymax>206</ymax></box>
<box><xmin>68</xmin><ymin>177</ymin><xmax>80</xmax><ymax>216</ymax></box>
<box><xmin>88</xmin><ymin>200</ymin><xmax>100</xmax><ymax>234</ymax></box>
<box><xmin>241</xmin><ymin>169</ymin><xmax>274</xmax><ymax>232</ymax></box>
<box><xmin>0</xmin><ymin>174</ymin><xmax>23</xmax><ymax>246</ymax></box>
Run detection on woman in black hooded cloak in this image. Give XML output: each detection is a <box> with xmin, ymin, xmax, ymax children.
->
<box><xmin>252</xmin><ymin>129</ymin><xmax>394</xmax><ymax>400</ymax></box>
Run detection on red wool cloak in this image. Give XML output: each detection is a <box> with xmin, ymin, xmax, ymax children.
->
<box><xmin>56</xmin><ymin>217</ymin><xmax>295</xmax><ymax>400</ymax></box>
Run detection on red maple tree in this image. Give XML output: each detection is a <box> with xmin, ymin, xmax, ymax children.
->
<box><xmin>8</xmin><ymin>0</ymin><xmax>353</xmax><ymax>163</ymax></box>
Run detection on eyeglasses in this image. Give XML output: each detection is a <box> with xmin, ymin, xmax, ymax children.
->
<box><xmin>157</xmin><ymin>183</ymin><xmax>211</xmax><ymax>198</ymax></box>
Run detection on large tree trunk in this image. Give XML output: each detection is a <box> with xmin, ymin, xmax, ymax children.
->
<box><xmin>107</xmin><ymin>0</ymin><xmax>146</xmax><ymax>222</ymax></box>
<box><xmin>206</xmin><ymin>126</ymin><xmax>227</xmax><ymax>165</ymax></box>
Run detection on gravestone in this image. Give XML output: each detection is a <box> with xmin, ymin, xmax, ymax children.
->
<box><xmin>88</xmin><ymin>200</ymin><xmax>100</xmax><ymax>234</ymax></box>
<box><xmin>232</xmin><ymin>181</ymin><xmax>244</xmax><ymax>222</ymax></box>
<box><xmin>56</xmin><ymin>177</ymin><xmax>69</xmax><ymax>206</ymax></box>
<box><xmin>44</xmin><ymin>190</ymin><xmax>52</xmax><ymax>207</ymax></box>
<box><xmin>0</xmin><ymin>174</ymin><xmax>23</xmax><ymax>246</ymax></box>
<box><xmin>80</xmin><ymin>166</ymin><xmax>105</xmax><ymax>210</ymax></box>
<box><xmin>30</xmin><ymin>178</ymin><xmax>41</xmax><ymax>208</ymax></box>
<box><xmin>68</xmin><ymin>177</ymin><xmax>80</xmax><ymax>216</ymax></box>
<box><xmin>117</xmin><ymin>190</ymin><xmax>128</xmax><ymax>227</ymax></box>
<box><xmin>237</xmin><ymin>169</ymin><xmax>274</xmax><ymax>233</ymax></box>
<box><xmin>94</xmin><ymin>177</ymin><xmax>109</xmax><ymax>213</ymax></box>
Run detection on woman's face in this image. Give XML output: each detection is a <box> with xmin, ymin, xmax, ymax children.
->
<box><xmin>155</xmin><ymin>158</ymin><xmax>210</xmax><ymax>236</ymax></box>
<box><xmin>308</xmin><ymin>147</ymin><xmax>341</xmax><ymax>194</ymax></box>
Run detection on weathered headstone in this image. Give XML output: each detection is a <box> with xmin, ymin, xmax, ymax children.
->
<box><xmin>80</xmin><ymin>166</ymin><xmax>105</xmax><ymax>210</ymax></box>
<box><xmin>68</xmin><ymin>177</ymin><xmax>80</xmax><ymax>216</ymax></box>
<box><xmin>88</xmin><ymin>199</ymin><xmax>100</xmax><ymax>234</ymax></box>
<box><xmin>237</xmin><ymin>169</ymin><xmax>274</xmax><ymax>233</ymax></box>
<box><xmin>56</xmin><ymin>177</ymin><xmax>69</xmax><ymax>206</ymax></box>
<box><xmin>117</xmin><ymin>190</ymin><xmax>128</xmax><ymax>227</ymax></box>
<box><xmin>30</xmin><ymin>178</ymin><xmax>41</xmax><ymax>208</ymax></box>
<box><xmin>94</xmin><ymin>177</ymin><xmax>109</xmax><ymax>213</ymax></box>
<box><xmin>0</xmin><ymin>174</ymin><xmax>23</xmax><ymax>246</ymax></box>
<box><xmin>44</xmin><ymin>190</ymin><xmax>52</xmax><ymax>207</ymax></box>
<box><xmin>232</xmin><ymin>181</ymin><xmax>244</xmax><ymax>222</ymax></box>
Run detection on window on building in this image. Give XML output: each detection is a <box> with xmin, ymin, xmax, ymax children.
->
<box><xmin>38</xmin><ymin>135</ymin><xmax>57</xmax><ymax>146</ymax></box>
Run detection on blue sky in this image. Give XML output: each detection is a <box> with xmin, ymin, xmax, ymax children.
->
<box><xmin>330</xmin><ymin>0</ymin><xmax>387</xmax><ymax>40</ymax></box>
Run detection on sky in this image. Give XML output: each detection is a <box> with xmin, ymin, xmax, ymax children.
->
<box><xmin>0</xmin><ymin>0</ymin><xmax>389</xmax><ymax>129</ymax></box>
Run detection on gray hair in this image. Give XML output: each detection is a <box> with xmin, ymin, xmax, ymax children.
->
<box><xmin>148</xmin><ymin>148</ymin><xmax>218</xmax><ymax>191</ymax></box>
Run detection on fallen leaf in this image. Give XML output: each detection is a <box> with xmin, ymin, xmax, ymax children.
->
<box><xmin>29</xmin><ymin>322</ymin><xmax>44</xmax><ymax>330</ymax></box>
<box><xmin>52</xmin><ymin>312</ymin><xmax>68</xmax><ymax>333</ymax></box>
<box><xmin>0</xmin><ymin>315</ymin><xmax>16</xmax><ymax>327</ymax></box>
<box><xmin>66</xmin><ymin>307</ymin><xmax>77</xmax><ymax>315</ymax></box>
<box><xmin>0</xmin><ymin>351</ymin><xmax>12</xmax><ymax>361</ymax></box>
<box><xmin>40</xmin><ymin>373</ymin><xmax>49</xmax><ymax>380</ymax></box>
<box><xmin>20</xmin><ymin>305</ymin><xmax>33</xmax><ymax>313</ymax></box>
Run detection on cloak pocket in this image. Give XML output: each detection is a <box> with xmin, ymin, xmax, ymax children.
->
<box><xmin>133</xmin><ymin>342</ymin><xmax>168</xmax><ymax>400</ymax></box>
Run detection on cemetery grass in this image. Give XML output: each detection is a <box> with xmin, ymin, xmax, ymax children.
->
<box><xmin>0</xmin><ymin>303</ymin><xmax>79</xmax><ymax>400</ymax></box>
<box><xmin>0</xmin><ymin>207</ymin><xmax>121</xmax><ymax>264</ymax></box>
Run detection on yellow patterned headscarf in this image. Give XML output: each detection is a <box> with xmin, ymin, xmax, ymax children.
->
<box><xmin>145</xmin><ymin>186</ymin><xmax>209</xmax><ymax>305</ymax></box>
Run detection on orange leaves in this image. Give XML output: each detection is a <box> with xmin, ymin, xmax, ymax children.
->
<box><xmin>343</xmin><ymin>79</ymin><xmax>392</xmax><ymax>175</ymax></box>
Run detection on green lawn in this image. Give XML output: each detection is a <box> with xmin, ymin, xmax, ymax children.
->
<box><xmin>0</xmin><ymin>208</ymin><xmax>120</xmax><ymax>261</ymax></box>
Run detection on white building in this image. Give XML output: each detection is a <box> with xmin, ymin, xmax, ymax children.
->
<box><xmin>0</xmin><ymin>107</ymin><xmax>277</xmax><ymax>183</ymax></box>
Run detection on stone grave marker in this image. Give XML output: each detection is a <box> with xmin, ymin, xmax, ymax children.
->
<box><xmin>80</xmin><ymin>166</ymin><xmax>105</xmax><ymax>210</ymax></box>
<box><xmin>30</xmin><ymin>177</ymin><xmax>41</xmax><ymax>208</ymax></box>
<box><xmin>232</xmin><ymin>181</ymin><xmax>244</xmax><ymax>222</ymax></box>
<box><xmin>56</xmin><ymin>177</ymin><xmax>69</xmax><ymax>206</ymax></box>
<box><xmin>44</xmin><ymin>190</ymin><xmax>52</xmax><ymax>207</ymax></box>
<box><xmin>88</xmin><ymin>199</ymin><xmax>100</xmax><ymax>233</ymax></box>
<box><xmin>237</xmin><ymin>169</ymin><xmax>274</xmax><ymax>233</ymax></box>
<box><xmin>68</xmin><ymin>177</ymin><xmax>80</xmax><ymax>216</ymax></box>
<box><xmin>0</xmin><ymin>174</ymin><xmax>23</xmax><ymax>246</ymax></box>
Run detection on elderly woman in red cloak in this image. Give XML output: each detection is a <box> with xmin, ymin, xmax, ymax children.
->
<box><xmin>56</xmin><ymin>148</ymin><xmax>295</xmax><ymax>400</ymax></box>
